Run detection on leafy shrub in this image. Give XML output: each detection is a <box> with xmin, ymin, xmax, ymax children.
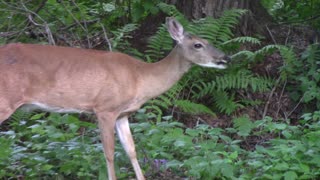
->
<box><xmin>262</xmin><ymin>0</ymin><xmax>320</xmax><ymax>29</ymax></box>
<box><xmin>280</xmin><ymin>44</ymin><xmax>320</xmax><ymax>110</ymax></box>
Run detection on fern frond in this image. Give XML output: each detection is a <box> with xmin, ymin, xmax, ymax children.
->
<box><xmin>231</xmin><ymin>50</ymin><xmax>255</xmax><ymax>60</ymax></box>
<box><xmin>213</xmin><ymin>90</ymin><xmax>242</xmax><ymax>115</ymax></box>
<box><xmin>143</xmin><ymin>105</ymin><xmax>163</xmax><ymax>122</ymax></box>
<box><xmin>303</xmin><ymin>43</ymin><xmax>320</xmax><ymax>67</ymax></box>
<box><xmin>214</xmin><ymin>9</ymin><xmax>247</xmax><ymax>43</ymax></box>
<box><xmin>279</xmin><ymin>46</ymin><xmax>299</xmax><ymax>80</ymax></box>
<box><xmin>144</xmin><ymin>83</ymin><xmax>185</xmax><ymax>122</ymax></box>
<box><xmin>191</xmin><ymin>81</ymin><xmax>217</xmax><ymax>99</ymax></box>
<box><xmin>233</xmin><ymin>115</ymin><xmax>253</xmax><ymax>137</ymax></box>
<box><xmin>10</xmin><ymin>108</ymin><xmax>34</xmax><ymax>122</ymax></box>
<box><xmin>254</xmin><ymin>44</ymin><xmax>283</xmax><ymax>56</ymax></box>
<box><xmin>193</xmin><ymin>71</ymin><xmax>272</xmax><ymax>98</ymax></box>
<box><xmin>145</xmin><ymin>25</ymin><xmax>173</xmax><ymax>60</ymax></box>
<box><xmin>157</xmin><ymin>2</ymin><xmax>184</xmax><ymax>19</ymax></box>
<box><xmin>111</xmin><ymin>23</ymin><xmax>138</xmax><ymax>51</ymax></box>
<box><xmin>175</xmin><ymin>100</ymin><xmax>216</xmax><ymax>116</ymax></box>
<box><xmin>222</xmin><ymin>37</ymin><xmax>261</xmax><ymax>45</ymax></box>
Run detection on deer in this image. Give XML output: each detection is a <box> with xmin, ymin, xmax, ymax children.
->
<box><xmin>0</xmin><ymin>17</ymin><xmax>230</xmax><ymax>180</ymax></box>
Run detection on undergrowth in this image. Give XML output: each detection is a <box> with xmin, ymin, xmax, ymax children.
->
<box><xmin>1</xmin><ymin>111</ymin><xmax>320</xmax><ymax>179</ymax></box>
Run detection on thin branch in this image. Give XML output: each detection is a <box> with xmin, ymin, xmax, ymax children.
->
<box><xmin>265</xmin><ymin>25</ymin><xmax>277</xmax><ymax>44</ymax></box>
<box><xmin>284</xmin><ymin>26</ymin><xmax>291</xmax><ymax>45</ymax></box>
<box><xmin>20</xmin><ymin>0</ymin><xmax>55</xmax><ymax>45</ymax></box>
<box><xmin>275</xmin><ymin>80</ymin><xmax>287</xmax><ymax>119</ymax></box>
<box><xmin>71</xmin><ymin>0</ymin><xmax>91</xmax><ymax>48</ymax></box>
<box><xmin>60</xmin><ymin>19</ymin><xmax>99</xmax><ymax>31</ymax></box>
<box><xmin>34</xmin><ymin>0</ymin><xmax>48</xmax><ymax>14</ymax></box>
<box><xmin>287</xmin><ymin>94</ymin><xmax>304</xmax><ymax>118</ymax></box>
<box><xmin>27</xmin><ymin>14</ymin><xmax>41</xmax><ymax>26</ymax></box>
<box><xmin>61</xmin><ymin>0</ymin><xmax>91</xmax><ymax>48</ymax></box>
<box><xmin>27</xmin><ymin>14</ymin><xmax>55</xmax><ymax>45</ymax></box>
<box><xmin>279</xmin><ymin>14</ymin><xmax>320</xmax><ymax>25</ymax></box>
<box><xmin>100</xmin><ymin>23</ymin><xmax>112</xmax><ymax>52</ymax></box>
<box><xmin>0</xmin><ymin>31</ymin><xmax>19</xmax><ymax>37</ymax></box>
<box><xmin>262</xmin><ymin>78</ymin><xmax>280</xmax><ymax>118</ymax></box>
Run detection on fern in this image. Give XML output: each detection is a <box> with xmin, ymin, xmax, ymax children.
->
<box><xmin>233</xmin><ymin>115</ymin><xmax>254</xmax><ymax>137</ymax></box>
<box><xmin>191</xmin><ymin>81</ymin><xmax>217</xmax><ymax>99</ymax></box>
<box><xmin>280</xmin><ymin>44</ymin><xmax>320</xmax><ymax>108</ymax></box>
<box><xmin>231</xmin><ymin>50</ymin><xmax>255</xmax><ymax>61</ymax></box>
<box><xmin>111</xmin><ymin>23</ymin><xmax>138</xmax><ymax>53</ymax></box>
<box><xmin>143</xmin><ymin>105</ymin><xmax>163</xmax><ymax>122</ymax></box>
<box><xmin>192</xmin><ymin>70</ymin><xmax>273</xmax><ymax>99</ymax></box>
<box><xmin>231</xmin><ymin>44</ymin><xmax>284</xmax><ymax>64</ymax></box>
<box><xmin>214</xmin><ymin>9</ymin><xmax>247</xmax><ymax>44</ymax></box>
<box><xmin>157</xmin><ymin>3</ymin><xmax>185</xmax><ymax>19</ymax></box>
<box><xmin>254</xmin><ymin>44</ymin><xmax>283</xmax><ymax>57</ymax></box>
<box><xmin>144</xmin><ymin>2</ymin><xmax>188</xmax><ymax>61</ymax></box>
<box><xmin>175</xmin><ymin>100</ymin><xmax>216</xmax><ymax>116</ymax></box>
<box><xmin>213</xmin><ymin>90</ymin><xmax>242</xmax><ymax>115</ymax></box>
<box><xmin>188</xmin><ymin>9</ymin><xmax>247</xmax><ymax>45</ymax></box>
<box><xmin>189</xmin><ymin>70</ymin><xmax>273</xmax><ymax>115</ymax></box>
<box><xmin>222</xmin><ymin>36</ymin><xmax>261</xmax><ymax>45</ymax></box>
<box><xmin>10</xmin><ymin>108</ymin><xmax>34</xmax><ymax>122</ymax></box>
<box><xmin>145</xmin><ymin>25</ymin><xmax>173</xmax><ymax>61</ymax></box>
<box><xmin>143</xmin><ymin>83</ymin><xmax>185</xmax><ymax>121</ymax></box>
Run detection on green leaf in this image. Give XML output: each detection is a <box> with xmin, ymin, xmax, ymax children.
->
<box><xmin>174</xmin><ymin>140</ymin><xmax>186</xmax><ymax>147</ymax></box>
<box><xmin>299</xmin><ymin>164</ymin><xmax>310</xmax><ymax>173</ymax></box>
<box><xmin>221</xmin><ymin>163</ymin><xmax>234</xmax><ymax>178</ymax></box>
<box><xmin>30</xmin><ymin>113</ymin><xmax>46</xmax><ymax>120</ymax></box>
<box><xmin>274</xmin><ymin>123</ymin><xmax>287</xmax><ymax>130</ymax></box>
<box><xmin>274</xmin><ymin>162</ymin><xmax>289</xmax><ymax>171</ymax></box>
<box><xmin>166</xmin><ymin>160</ymin><xmax>182</xmax><ymax>168</ymax></box>
<box><xmin>284</xmin><ymin>171</ymin><xmax>298</xmax><ymax>180</ymax></box>
<box><xmin>186</xmin><ymin>128</ymin><xmax>201</xmax><ymax>137</ymax></box>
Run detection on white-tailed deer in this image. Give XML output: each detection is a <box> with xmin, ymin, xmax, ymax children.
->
<box><xmin>0</xmin><ymin>17</ymin><xmax>230</xmax><ymax>179</ymax></box>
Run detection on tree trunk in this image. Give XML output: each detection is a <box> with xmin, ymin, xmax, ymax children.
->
<box><xmin>167</xmin><ymin>0</ymin><xmax>272</xmax><ymax>35</ymax></box>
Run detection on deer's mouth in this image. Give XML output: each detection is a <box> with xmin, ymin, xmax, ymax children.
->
<box><xmin>196</xmin><ymin>61</ymin><xmax>227</xmax><ymax>69</ymax></box>
<box><xmin>215</xmin><ymin>56</ymin><xmax>231</xmax><ymax>68</ymax></box>
<box><xmin>217</xmin><ymin>61</ymin><xmax>227</xmax><ymax>65</ymax></box>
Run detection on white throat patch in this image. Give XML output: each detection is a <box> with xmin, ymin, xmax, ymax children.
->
<box><xmin>196</xmin><ymin>62</ymin><xmax>226</xmax><ymax>69</ymax></box>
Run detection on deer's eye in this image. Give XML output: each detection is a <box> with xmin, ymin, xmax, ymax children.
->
<box><xmin>194</xmin><ymin>43</ymin><xmax>203</xmax><ymax>49</ymax></box>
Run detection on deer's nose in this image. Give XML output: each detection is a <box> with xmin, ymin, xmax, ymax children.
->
<box><xmin>224</xmin><ymin>55</ymin><xmax>231</xmax><ymax>62</ymax></box>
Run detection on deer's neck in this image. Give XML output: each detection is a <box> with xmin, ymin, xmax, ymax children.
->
<box><xmin>139</xmin><ymin>46</ymin><xmax>192</xmax><ymax>99</ymax></box>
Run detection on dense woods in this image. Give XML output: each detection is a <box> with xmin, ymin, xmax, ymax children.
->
<box><xmin>1</xmin><ymin>0</ymin><xmax>320</xmax><ymax>179</ymax></box>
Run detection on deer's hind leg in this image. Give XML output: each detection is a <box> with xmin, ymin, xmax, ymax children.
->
<box><xmin>116</xmin><ymin>116</ymin><xmax>145</xmax><ymax>180</ymax></box>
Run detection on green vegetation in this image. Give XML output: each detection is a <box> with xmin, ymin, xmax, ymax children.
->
<box><xmin>1</xmin><ymin>111</ymin><xmax>320</xmax><ymax>179</ymax></box>
<box><xmin>262</xmin><ymin>0</ymin><xmax>320</xmax><ymax>28</ymax></box>
<box><xmin>1</xmin><ymin>0</ymin><xmax>320</xmax><ymax>179</ymax></box>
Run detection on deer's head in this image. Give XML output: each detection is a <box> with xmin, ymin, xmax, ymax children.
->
<box><xmin>166</xmin><ymin>17</ymin><xmax>231</xmax><ymax>69</ymax></box>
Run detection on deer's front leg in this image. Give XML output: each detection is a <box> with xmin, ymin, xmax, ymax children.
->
<box><xmin>96</xmin><ymin>112</ymin><xmax>117</xmax><ymax>180</ymax></box>
<box><xmin>116</xmin><ymin>116</ymin><xmax>145</xmax><ymax>180</ymax></box>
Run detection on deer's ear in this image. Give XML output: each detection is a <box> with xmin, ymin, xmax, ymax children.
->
<box><xmin>166</xmin><ymin>17</ymin><xmax>184</xmax><ymax>44</ymax></box>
